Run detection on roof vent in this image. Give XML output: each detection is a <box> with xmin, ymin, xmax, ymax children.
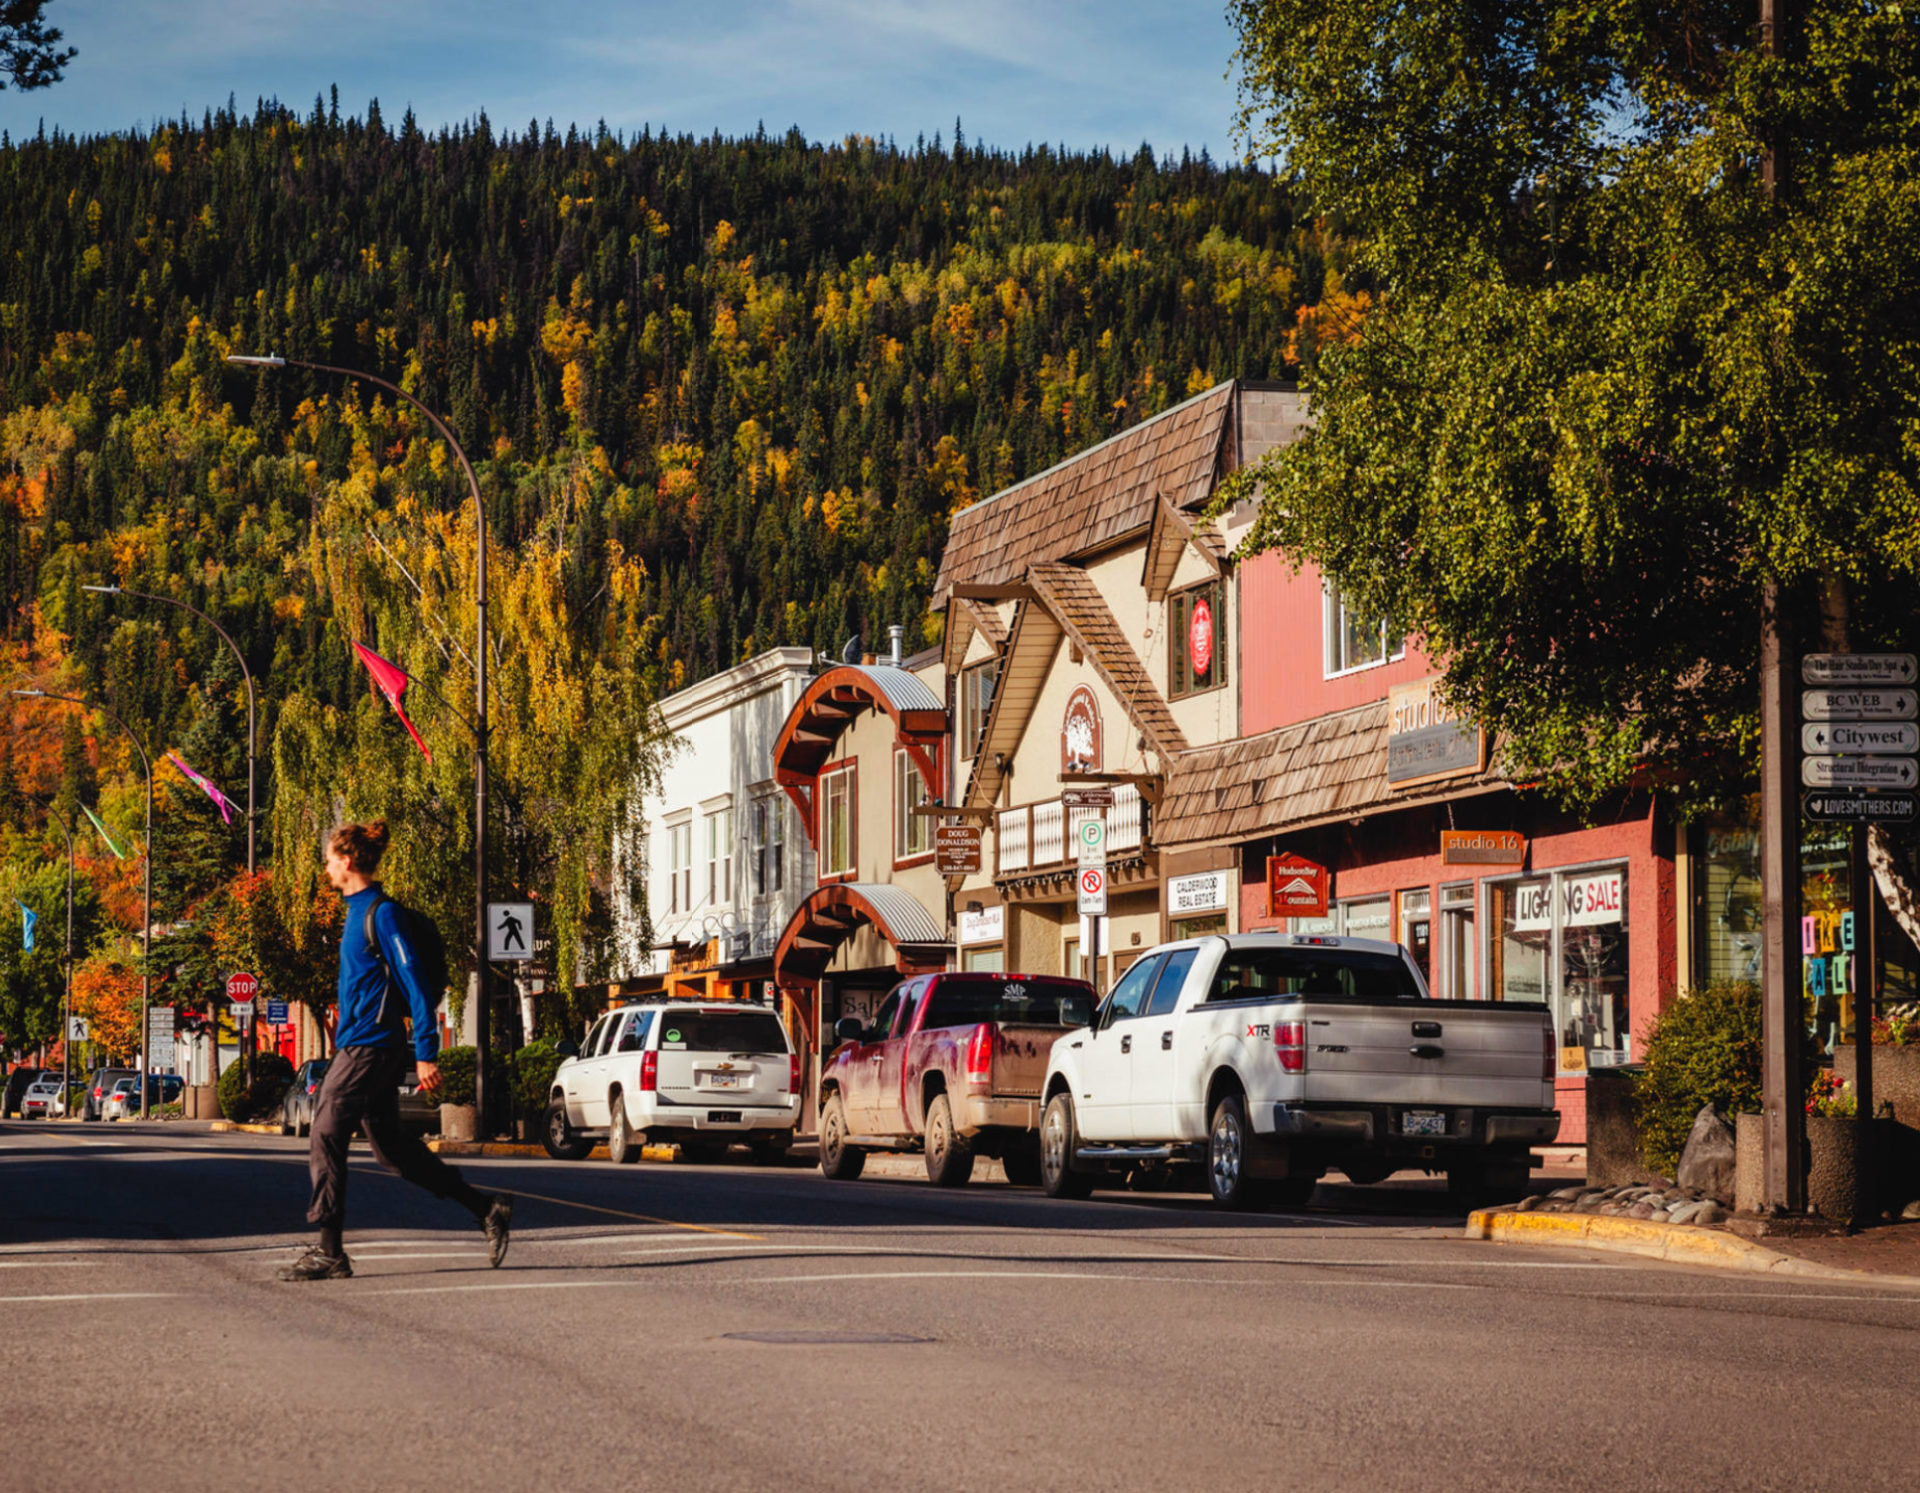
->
<box><xmin>887</xmin><ymin>624</ymin><xmax>904</xmax><ymax>665</ymax></box>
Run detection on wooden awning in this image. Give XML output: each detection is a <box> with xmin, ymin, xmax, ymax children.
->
<box><xmin>772</xmin><ymin>664</ymin><xmax>947</xmax><ymax>841</ymax></box>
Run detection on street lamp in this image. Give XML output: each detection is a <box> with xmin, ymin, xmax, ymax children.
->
<box><xmin>82</xmin><ymin>585</ymin><xmax>257</xmax><ymax>875</ymax></box>
<box><xmin>227</xmin><ymin>352</ymin><xmax>493</xmax><ymax>1128</ymax></box>
<box><xmin>13</xmin><ymin>690</ymin><xmax>154</xmax><ymax>1119</ymax></box>
<box><xmin>40</xmin><ymin>803</ymin><xmax>76</xmax><ymax>1106</ymax></box>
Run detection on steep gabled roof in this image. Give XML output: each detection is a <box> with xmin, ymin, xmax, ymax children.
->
<box><xmin>934</xmin><ymin>381</ymin><xmax>1237</xmax><ymax>602</ymax></box>
<box><xmin>1026</xmin><ymin>563</ymin><xmax>1189</xmax><ymax>763</ymax></box>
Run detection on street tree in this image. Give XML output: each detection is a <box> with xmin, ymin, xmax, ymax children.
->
<box><xmin>0</xmin><ymin>1</ymin><xmax>74</xmax><ymax>91</ymax></box>
<box><xmin>1224</xmin><ymin>1</ymin><xmax>1920</xmax><ymax>926</ymax></box>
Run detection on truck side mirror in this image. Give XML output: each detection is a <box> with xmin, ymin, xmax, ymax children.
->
<box><xmin>833</xmin><ymin>1016</ymin><xmax>864</xmax><ymax>1045</ymax></box>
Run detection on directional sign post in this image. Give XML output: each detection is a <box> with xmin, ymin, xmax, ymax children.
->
<box><xmin>1802</xmin><ymin>688</ymin><xmax>1917</xmax><ymax>721</ymax></box>
<box><xmin>1801</xmin><ymin>755</ymin><xmax>1918</xmax><ymax>789</ymax></box>
<box><xmin>1800</xmin><ymin>721</ymin><xmax>1920</xmax><ymax>755</ymax></box>
<box><xmin>1804</xmin><ymin>790</ymin><xmax>1919</xmax><ymax>825</ymax></box>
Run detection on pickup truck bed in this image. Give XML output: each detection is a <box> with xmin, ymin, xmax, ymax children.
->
<box><xmin>819</xmin><ymin>971</ymin><xmax>1096</xmax><ymax>1187</ymax></box>
<box><xmin>1040</xmin><ymin>933</ymin><xmax>1558</xmax><ymax>1208</ymax></box>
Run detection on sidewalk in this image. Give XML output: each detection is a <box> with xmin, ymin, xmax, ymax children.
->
<box><xmin>1468</xmin><ymin>1207</ymin><xmax>1920</xmax><ymax>1287</ymax></box>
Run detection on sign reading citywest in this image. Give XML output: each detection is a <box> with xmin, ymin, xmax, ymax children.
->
<box><xmin>1266</xmin><ymin>854</ymin><xmax>1330</xmax><ymax>919</ymax></box>
<box><xmin>1386</xmin><ymin>678</ymin><xmax>1485</xmax><ymax>788</ymax></box>
<box><xmin>1800</xmin><ymin>721</ymin><xmax>1920</xmax><ymax>755</ymax></box>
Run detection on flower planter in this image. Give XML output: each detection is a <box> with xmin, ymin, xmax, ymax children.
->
<box><xmin>439</xmin><ymin>1103</ymin><xmax>479</xmax><ymax>1142</ymax></box>
<box><xmin>1834</xmin><ymin>1043</ymin><xmax>1920</xmax><ymax>1128</ymax></box>
<box><xmin>1804</xmin><ymin>1114</ymin><xmax>1864</xmax><ymax>1226</ymax></box>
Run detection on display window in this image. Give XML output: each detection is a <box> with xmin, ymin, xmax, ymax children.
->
<box><xmin>1488</xmin><ymin>864</ymin><xmax>1630</xmax><ymax>1072</ymax></box>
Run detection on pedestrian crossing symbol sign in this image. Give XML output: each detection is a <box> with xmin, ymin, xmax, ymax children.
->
<box><xmin>487</xmin><ymin>902</ymin><xmax>534</xmax><ymax>961</ymax></box>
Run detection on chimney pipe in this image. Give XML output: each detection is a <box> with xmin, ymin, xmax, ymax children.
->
<box><xmin>887</xmin><ymin>624</ymin><xmax>904</xmax><ymax>665</ymax></box>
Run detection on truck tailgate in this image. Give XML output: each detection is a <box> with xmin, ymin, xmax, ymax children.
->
<box><xmin>1298</xmin><ymin>1003</ymin><xmax>1549</xmax><ymax>1108</ymax></box>
<box><xmin>989</xmin><ymin>1025</ymin><xmax>1063</xmax><ymax>1097</ymax></box>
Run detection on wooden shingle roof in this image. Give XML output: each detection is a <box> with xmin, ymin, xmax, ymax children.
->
<box><xmin>934</xmin><ymin>382</ymin><xmax>1236</xmax><ymax>601</ymax></box>
<box><xmin>1027</xmin><ymin>562</ymin><xmax>1189</xmax><ymax>763</ymax></box>
<box><xmin>1155</xmin><ymin>701</ymin><xmax>1505</xmax><ymax>850</ymax></box>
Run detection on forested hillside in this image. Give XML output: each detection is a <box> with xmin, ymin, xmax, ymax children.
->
<box><xmin>0</xmin><ymin>96</ymin><xmax>1327</xmax><ymax>1047</ymax></box>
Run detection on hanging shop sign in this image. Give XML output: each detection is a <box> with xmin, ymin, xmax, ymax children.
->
<box><xmin>1266</xmin><ymin>854</ymin><xmax>1330</xmax><ymax>919</ymax></box>
<box><xmin>1386</xmin><ymin>678</ymin><xmax>1486</xmax><ymax>788</ymax></box>
<box><xmin>1189</xmin><ymin>597</ymin><xmax>1215</xmax><ymax>678</ymax></box>
<box><xmin>934</xmin><ymin>824</ymin><xmax>983</xmax><ymax>875</ymax></box>
<box><xmin>1061</xmin><ymin>686</ymin><xmax>1103</xmax><ymax>774</ymax></box>
<box><xmin>1801</xmin><ymin>653</ymin><xmax>1918</xmax><ymax>686</ymax></box>
<box><xmin>1801</xmin><ymin>688</ymin><xmax>1917</xmax><ymax>721</ymax></box>
<box><xmin>1440</xmin><ymin>830</ymin><xmax>1526</xmax><ymax>867</ymax></box>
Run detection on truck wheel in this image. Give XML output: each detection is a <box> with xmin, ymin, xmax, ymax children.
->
<box><xmin>1000</xmin><ymin>1136</ymin><xmax>1043</xmax><ymax>1188</ymax></box>
<box><xmin>924</xmin><ymin>1094</ymin><xmax>975</xmax><ymax>1187</ymax></box>
<box><xmin>542</xmin><ymin>1100</ymin><xmax>593</xmax><ymax>1161</ymax></box>
<box><xmin>818</xmin><ymin>1093</ymin><xmax>866</xmax><ymax>1180</ymax></box>
<box><xmin>1207</xmin><ymin>1092</ymin><xmax>1263</xmax><ymax>1210</ymax></box>
<box><xmin>1040</xmin><ymin>1093</ymin><xmax>1094</xmax><ymax>1199</ymax></box>
<box><xmin>607</xmin><ymin>1093</ymin><xmax>640</xmax><ymax>1165</ymax></box>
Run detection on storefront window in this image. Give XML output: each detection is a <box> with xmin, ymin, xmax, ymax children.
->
<box><xmin>1172</xmin><ymin>913</ymin><xmax>1228</xmax><ymax>940</ymax></box>
<box><xmin>1438</xmin><ymin>883</ymin><xmax>1476</xmax><ymax>1001</ymax></box>
<box><xmin>1399</xmin><ymin>890</ymin><xmax>1432</xmax><ymax>989</ymax></box>
<box><xmin>1489</xmin><ymin>866</ymin><xmax>1630</xmax><ymax>1072</ymax></box>
<box><xmin>1290</xmin><ymin>898</ymin><xmax>1391</xmax><ymax>940</ymax></box>
<box><xmin>963</xmin><ymin>947</ymin><xmax>1005</xmax><ymax>973</ymax></box>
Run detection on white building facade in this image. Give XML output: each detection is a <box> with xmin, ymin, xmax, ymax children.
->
<box><xmin>609</xmin><ymin>647</ymin><xmax>817</xmax><ymax>1001</ymax></box>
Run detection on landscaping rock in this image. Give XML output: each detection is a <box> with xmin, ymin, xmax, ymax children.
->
<box><xmin>1677</xmin><ymin>1105</ymin><xmax>1738</xmax><ymax>1202</ymax></box>
<box><xmin>1514</xmin><ymin>1195</ymin><xmax>1541</xmax><ymax>1212</ymax></box>
<box><xmin>1903</xmin><ymin>1199</ymin><xmax>1920</xmax><ymax>1222</ymax></box>
<box><xmin>1627</xmin><ymin>1203</ymin><xmax>1658</xmax><ymax>1219</ymax></box>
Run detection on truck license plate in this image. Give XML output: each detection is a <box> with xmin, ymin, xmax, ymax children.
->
<box><xmin>706</xmin><ymin>1073</ymin><xmax>741</xmax><ymax>1089</ymax></box>
<box><xmin>1402</xmin><ymin>1110</ymin><xmax>1447</xmax><ymax>1136</ymax></box>
<box><xmin>706</xmin><ymin>1111</ymin><xmax>742</xmax><ymax>1124</ymax></box>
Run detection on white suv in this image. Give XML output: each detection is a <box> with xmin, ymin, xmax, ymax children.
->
<box><xmin>543</xmin><ymin>1000</ymin><xmax>801</xmax><ymax>1165</ymax></box>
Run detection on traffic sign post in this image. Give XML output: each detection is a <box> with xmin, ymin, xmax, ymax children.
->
<box><xmin>225</xmin><ymin>972</ymin><xmax>259</xmax><ymax>1008</ymax></box>
<box><xmin>1077</xmin><ymin>865</ymin><xmax>1107</xmax><ymax>917</ymax></box>
<box><xmin>487</xmin><ymin>902</ymin><xmax>534</xmax><ymax>961</ymax></box>
<box><xmin>266</xmin><ymin>1000</ymin><xmax>289</xmax><ymax>1026</ymax></box>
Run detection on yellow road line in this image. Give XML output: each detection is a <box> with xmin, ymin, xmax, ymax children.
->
<box><xmin>500</xmin><ymin>1186</ymin><xmax>761</xmax><ymax>1240</ymax></box>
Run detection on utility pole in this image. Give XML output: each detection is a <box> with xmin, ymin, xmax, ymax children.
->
<box><xmin>1757</xmin><ymin>0</ymin><xmax>1806</xmax><ymax>1213</ymax></box>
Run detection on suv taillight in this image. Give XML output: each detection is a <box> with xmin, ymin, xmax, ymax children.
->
<box><xmin>965</xmin><ymin>1023</ymin><xmax>996</xmax><ymax>1090</ymax></box>
<box><xmin>1542</xmin><ymin>1025</ymin><xmax>1556</xmax><ymax>1082</ymax></box>
<box><xmin>788</xmin><ymin>1053</ymin><xmax>801</xmax><ymax>1093</ymax></box>
<box><xmin>1276</xmin><ymin>1021</ymin><xmax>1306</xmax><ymax>1074</ymax></box>
<box><xmin>639</xmin><ymin>1052</ymin><xmax>658</xmax><ymax>1092</ymax></box>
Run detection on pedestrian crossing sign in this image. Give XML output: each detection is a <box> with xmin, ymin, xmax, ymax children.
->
<box><xmin>487</xmin><ymin>902</ymin><xmax>534</xmax><ymax>961</ymax></box>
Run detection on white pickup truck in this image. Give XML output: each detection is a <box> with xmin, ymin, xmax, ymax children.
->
<box><xmin>1038</xmin><ymin>933</ymin><xmax>1559</xmax><ymax>1208</ymax></box>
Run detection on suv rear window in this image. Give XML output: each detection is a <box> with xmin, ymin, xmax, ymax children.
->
<box><xmin>657</xmin><ymin>1010</ymin><xmax>790</xmax><ymax>1053</ymax></box>
<box><xmin>920</xmin><ymin>977</ymin><xmax>1095</xmax><ymax>1030</ymax></box>
<box><xmin>1207</xmin><ymin>948</ymin><xmax>1423</xmax><ymax>1002</ymax></box>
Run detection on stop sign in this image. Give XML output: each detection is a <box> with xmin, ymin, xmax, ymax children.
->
<box><xmin>226</xmin><ymin>972</ymin><xmax>260</xmax><ymax>1008</ymax></box>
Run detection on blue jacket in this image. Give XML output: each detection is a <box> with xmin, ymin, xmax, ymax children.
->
<box><xmin>335</xmin><ymin>885</ymin><xmax>440</xmax><ymax>1061</ymax></box>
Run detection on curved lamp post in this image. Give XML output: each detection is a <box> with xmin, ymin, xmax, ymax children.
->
<box><xmin>41</xmin><ymin>803</ymin><xmax>76</xmax><ymax>1104</ymax></box>
<box><xmin>83</xmin><ymin>585</ymin><xmax>256</xmax><ymax>876</ymax></box>
<box><xmin>227</xmin><ymin>353</ymin><xmax>492</xmax><ymax>1128</ymax></box>
<box><xmin>13</xmin><ymin>690</ymin><xmax>154</xmax><ymax>1119</ymax></box>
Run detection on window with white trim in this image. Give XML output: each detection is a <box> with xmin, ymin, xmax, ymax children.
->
<box><xmin>958</xmin><ymin>660</ymin><xmax>1000</xmax><ymax>761</ymax></box>
<box><xmin>667</xmin><ymin>820</ymin><xmax>693</xmax><ymax>914</ymax></box>
<box><xmin>821</xmin><ymin>766</ymin><xmax>855</xmax><ymax>877</ymax></box>
<box><xmin>751</xmin><ymin>794</ymin><xmax>785</xmax><ymax>896</ymax></box>
<box><xmin>705</xmin><ymin>804</ymin><xmax>732</xmax><ymax>904</ymax></box>
<box><xmin>895</xmin><ymin>749</ymin><xmax>933</xmax><ymax>860</ymax></box>
<box><xmin>1323</xmin><ymin>577</ymin><xmax>1405</xmax><ymax>676</ymax></box>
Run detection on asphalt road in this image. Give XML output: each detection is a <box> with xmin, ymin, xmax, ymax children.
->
<box><xmin>3</xmin><ymin>1122</ymin><xmax>1918</xmax><ymax>1492</ymax></box>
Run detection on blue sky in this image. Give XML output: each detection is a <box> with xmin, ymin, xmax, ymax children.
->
<box><xmin>1</xmin><ymin>1</ymin><xmax>1246</xmax><ymax>157</ymax></box>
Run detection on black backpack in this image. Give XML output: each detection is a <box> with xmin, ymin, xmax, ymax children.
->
<box><xmin>363</xmin><ymin>893</ymin><xmax>451</xmax><ymax>1022</ymax></box>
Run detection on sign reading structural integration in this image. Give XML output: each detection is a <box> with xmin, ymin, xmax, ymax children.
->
<box><xmin>1386</xmin><ymin>679</ymin><xmax>1485</xmax><ymax>787</ymax></box>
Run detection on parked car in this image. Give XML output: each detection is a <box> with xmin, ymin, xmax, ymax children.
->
<box><xmin>20</xmin><ymin>1075</ymin><xmax>66</xmax><ymax>1118</ymax></box>
<box><xmin>817</xmin><ymin>971</ymin><xmax>1098</xmax><ymax>1186</ymax></box>
<box><xmin>83</xmin><ymin>1067</ymin><xmax>142</xmax><ymax>1121</ymax></box>
<box><xmin>1038</xmin><ymin>933</ymin><xmax>1559</xmax><ymax>1209</ymax></box>
<box><xmin>5</xmin><ymin>1066</ymin><xmax>57</xmax><ymax>1117</ymax></box>
<box><xmin>102</xmin><ymin>1074</ymin><xmax>183</xmax><ymax>1120</ymax></box>
<box><xmin>279</xmin><ymin>1059</ymin><xmax>331</xmax><ymax>1136</ymax></box>
<box><xmin>544</xmin><ymin>999</ymin><xmax>800</xmax><ymax>1164</ymax></box>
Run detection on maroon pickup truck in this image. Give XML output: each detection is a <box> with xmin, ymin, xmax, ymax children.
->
<box><xmin>817</xmin><ymin>971</ymin><xmax>1096</xmax><ymax>1187</ymax></box>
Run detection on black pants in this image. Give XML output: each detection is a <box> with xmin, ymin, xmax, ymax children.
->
<box><xmin>306</xmin><ymin>1045</ymin><xmax>486</xmax><ymax>1232</ymax></box>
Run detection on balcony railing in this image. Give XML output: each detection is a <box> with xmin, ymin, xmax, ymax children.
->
<box><xmin>996</xmin><ymin>784</ymin><xmax>1147</xmax><ymax>875</ymax></box>
<box><xmin>997</xmin><ymin>807</ymin><xmax>1029</xmax><ymax>873</ymax></box>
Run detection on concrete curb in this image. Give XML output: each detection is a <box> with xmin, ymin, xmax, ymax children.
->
<box><xmin>209</xmin><ymin>1120</ymin><xmax>289</xmax><ymax>1136</ymax></box>
<box><xmin>1465</xmin><ymin>1208</ymin><xmax>1920</xmax><ymax>1290</ymax></box>
<box><xmin>425</xmin><ymin>1139</ymin><xmax>677</xmax><ymax>1163</ymax></box>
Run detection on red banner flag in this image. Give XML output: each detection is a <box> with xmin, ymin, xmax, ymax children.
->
<box><xmin>351</xmin><ymin>641</ymin><xmax>432</xmax><ymax>762</ymax></box>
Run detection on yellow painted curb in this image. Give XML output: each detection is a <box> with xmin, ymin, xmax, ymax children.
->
<box><xmin>1465</xmin><ymin>1208</ymin><xmax>1920</xmax><ymax>1290</ymax></box>
<box><xmin>425</xmin><ymin>1139</ymin><xmax>678</xmax><ymax>1163</ymax></box>
<box><xmin>209</xmin><ymin>1119</ymin><xmax>290</xmax><ymax>1136</ymax></box>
